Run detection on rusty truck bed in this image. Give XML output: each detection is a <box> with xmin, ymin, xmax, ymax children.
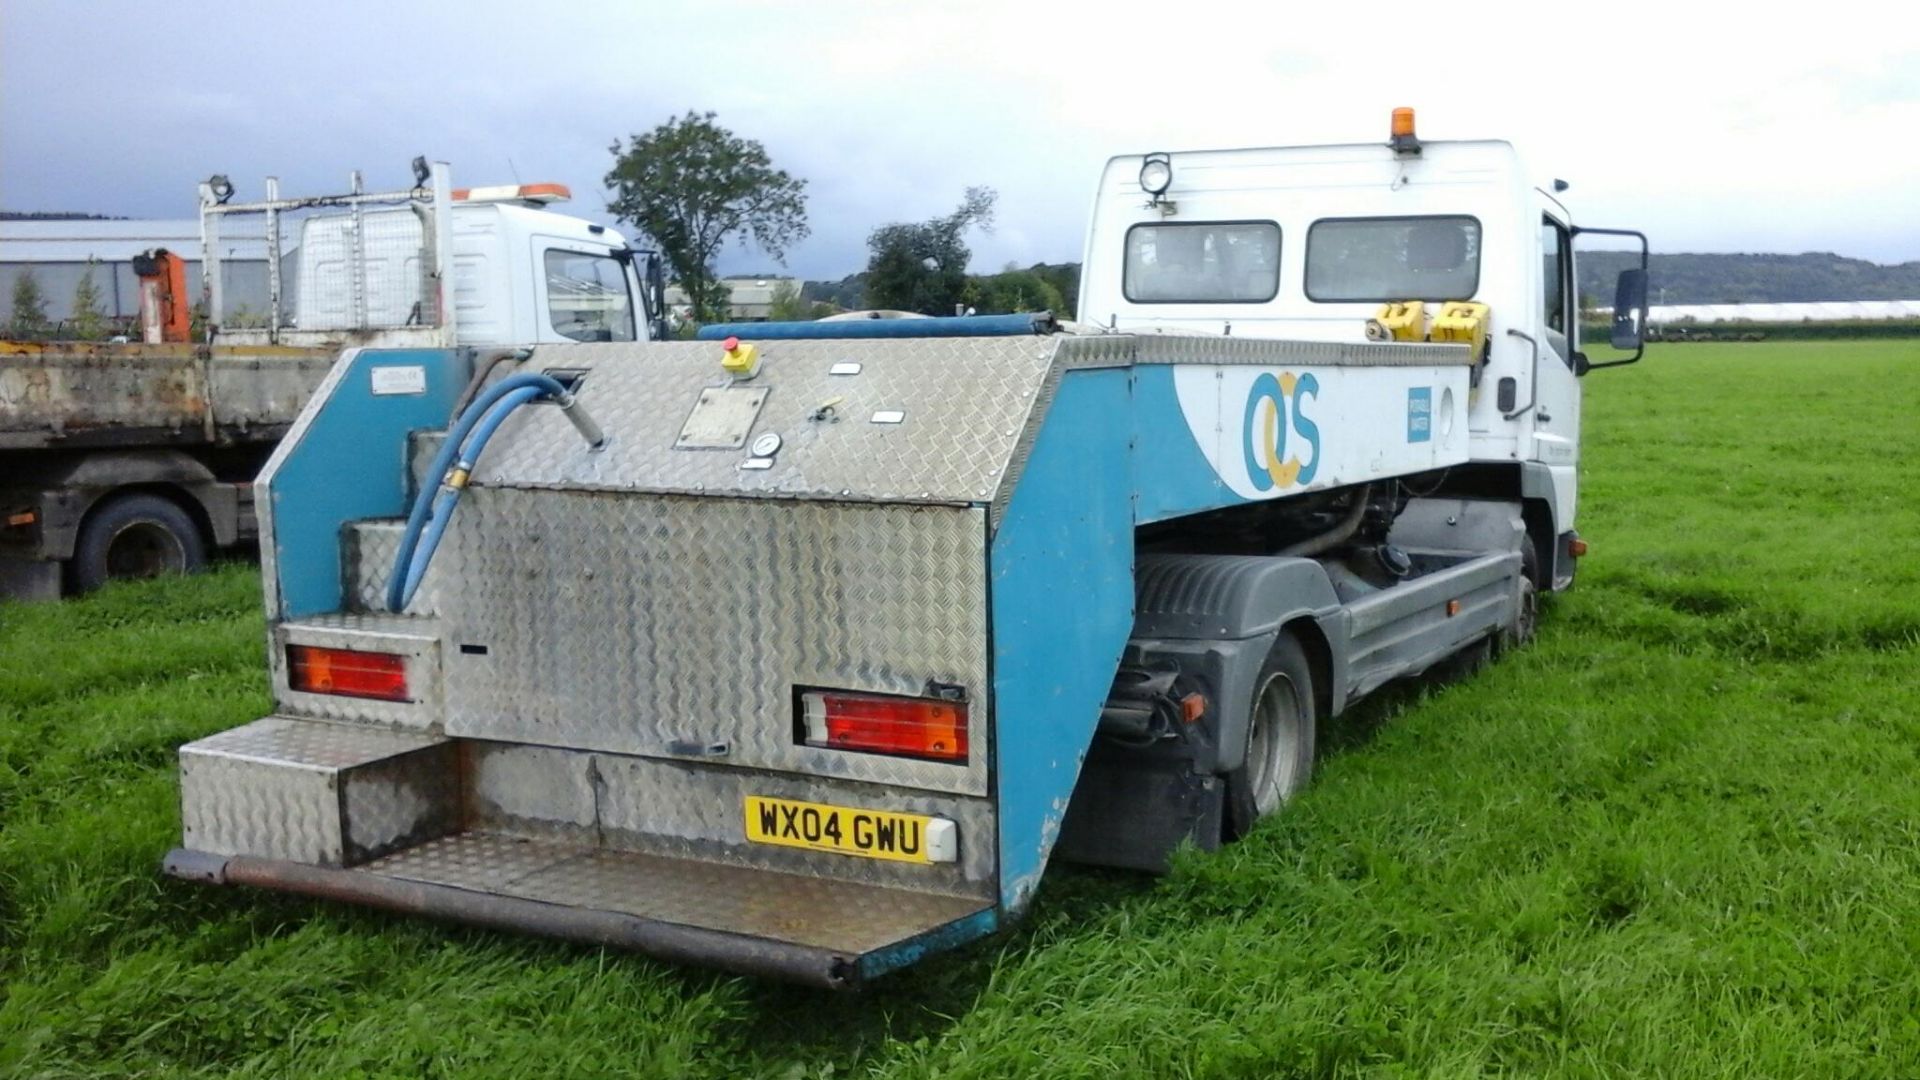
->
<box><xmin>0</xmin><ymin>341</ymin><xmax>335</xmax><ymax>451</ymax></box>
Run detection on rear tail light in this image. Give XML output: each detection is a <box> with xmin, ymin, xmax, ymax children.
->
<box><xmin>287</xmin><ymin>645</ymin><xmax>410</xmax><ymax>702</ymax></box>
<box><xmin>800</xmin><ymin>690</ymin><xmax>968</xmax><ymax>764</ymax></box>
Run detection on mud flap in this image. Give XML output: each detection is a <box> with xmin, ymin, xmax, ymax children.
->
<box><xmin>1052</xmin><ymin>743</ymin><xmax>1224</xmax><ymax>873</ymax></box>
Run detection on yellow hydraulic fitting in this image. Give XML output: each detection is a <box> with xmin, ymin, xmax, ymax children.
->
<box><xmin>720</xmin><ymin>335</ymin><xmax>760</xmax><ymax>378</ymax></box>
<box><xmin>1430</xmin><ymin>301</ymin><xmax>1491</xmax><ymax>362</ymax></box>
<box><xmin>1365</xmin><ymin>301</ymin><xmax>1427</xmax><ymax>342</ymax></box>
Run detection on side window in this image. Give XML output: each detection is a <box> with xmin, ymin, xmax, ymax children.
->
<box><xmin>1540</xmin><ymin>216</ymin><xmax>1572</xmax><ymax>365</ymax></box>
<box><xmin>544</xmin><ymin>249</ymin><xmax>636</xmax><ymax>342</ymax></box>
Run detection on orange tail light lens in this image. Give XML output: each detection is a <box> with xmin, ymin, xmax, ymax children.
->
<box><xmin>287</xmin><ymin>645</ymin><xmax>410</xmax><ymax>702</ymax></box>
<box><xmin>800</xmin><ymin>690</ymin><xmax>968</xmax><ymax>764</ymax></box>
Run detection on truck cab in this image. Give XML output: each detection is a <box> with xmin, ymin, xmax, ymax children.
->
<box><xmin>1</xmin><ymin>165</ymin><xmax>668</xmax><ymax>601</ymax></box>
<box><xmin>1078</xmin><ymin>117</ymin><xmax>1648</xmax><ymax>589</ymax></box>
<box><xmin>290</xmin><ymin>184</ymin><xmax>658</xmax><ymax>348</ymax></box>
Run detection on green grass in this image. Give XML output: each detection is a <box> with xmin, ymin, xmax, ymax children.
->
<box><xmin>4</xmin><ymin>340</ymin><xmax>1919</xmax><ymax>1077</ymax></box>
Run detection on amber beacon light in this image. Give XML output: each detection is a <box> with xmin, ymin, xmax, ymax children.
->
<box><xmin>1391</xmin><ymin>107</ymin><xmax>1422</xmax><ymax>156</ymax></box>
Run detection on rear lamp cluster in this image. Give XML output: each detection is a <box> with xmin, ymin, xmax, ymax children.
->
<box><xmin>800</xmin><ymin>689</ymin><xmax>968</xmax><ymax>764</ymax></box>
<box><xmin>286</xmin><ymin>645</ymin><xmax>410</xmax><ymax>702</ymax></box>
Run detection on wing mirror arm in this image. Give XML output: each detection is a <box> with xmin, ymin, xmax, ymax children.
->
<box><xmin>1572</xmin><ymin>226</ymin><xmax>1651</xmax><ymax>371</ymax></box>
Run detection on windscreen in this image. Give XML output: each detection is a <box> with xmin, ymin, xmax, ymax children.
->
<box><xmin>545</xmin><ymin>249</ymin><xmax>636</xmax><ymax>342</ymax></box>
<box><xmin>1305</xmin><ymin>216</ymin><xmax>1481</xmax><ymax>302</ymax></box>
<box><xmin>1124</xmin><ymin>221</ymin><xmax>1280</xmax><ymax>303</ymax></box>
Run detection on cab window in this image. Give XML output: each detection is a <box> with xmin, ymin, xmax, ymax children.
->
<box><xmin>544</xmin><ymin>249</ymin><xmax>635</xmax><ymax>342</ymax></box>
<box><xmin>1305</xmin><ymin>216</ymin><xmax>1480</xmax><ymax>302</ymax></box>
<box><xmin>1124</xmin><ymin>221</ymin><xmax>1280</xmax><ymax>303</ymax></box>
<box><xmin>1541</xmin><ymin>216</ymin><xmax>1573</xmax><ymax>366</ymax></box>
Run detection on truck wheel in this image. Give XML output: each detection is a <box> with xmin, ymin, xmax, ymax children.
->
<box><xmin>70</xmin><ymin>493</ymin><xmax>205</xmax><ymax>592</ymax></box>
<box><xmin>1498</xmin><ymin>544</ymin><xmax>1541</xmax><ymax>654</ymax></box>
<box><xmin>1224</xmin><ymin>633</ymin><xmax>1317</xmax><ymax>841</ymax></box>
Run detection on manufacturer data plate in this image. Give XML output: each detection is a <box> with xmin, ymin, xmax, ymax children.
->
<box><xmin>369</xmin><ymin>365</ymin><xmax>427</xmax><ymax>396</ymax></box>
<box><xmin>675</xmin><ymin>385</ymin><xmax>770</xmax><ymax>450</ymax></box>
<box><xmin>744</xmin><ymin>796</ymin><xmax>956</xmax><ymax>863</ymax></box>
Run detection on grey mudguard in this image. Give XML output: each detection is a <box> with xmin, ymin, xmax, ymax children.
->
<box><xmin>1130</xmin><ymin>553</ymin><xmax>1343</xmax><ymax>774</ymax></box>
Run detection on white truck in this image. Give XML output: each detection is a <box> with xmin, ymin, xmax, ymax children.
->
<box><xmin>0</xmin><ymin>161</ymin><xmax>665</xmax><ymax>600</ymax></box>
<box><xmin>166</xmin><ymin>113</ymin><xmax>1648</xmax><ymax>986</ymax></box>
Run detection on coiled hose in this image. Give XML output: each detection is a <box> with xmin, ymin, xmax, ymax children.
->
<box><xmin>385</xmin><ymin>371</ymin><xmax>601</xmax><ymax>612</ymax></box>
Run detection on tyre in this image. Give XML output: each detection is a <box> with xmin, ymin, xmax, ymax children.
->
<box><xmin>69</xmin><ymin>492</ymin><xmax>205</xmax><ymax>592</ymax></box>
<box><xmin>1497</xmin><ymin>543</ymin><xmax>1541</xmax><ymax>655</ymax></box>
<box><xmin>1223</xmin><ymin>632</ymin><xmax>1317</xmax><ymax>841</ymax></box>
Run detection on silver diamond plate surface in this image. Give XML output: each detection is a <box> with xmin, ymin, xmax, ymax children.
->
<box><xmin>339</xmin><ymin>748</ymin><xmax>462</xmax><ymax>864</ymax></box>
<box><xmin>180</xmin><ymin>717</ymin><xmax>455</xmax><ymax>866</ymax></box>
<box><xmin>364</xmin><ymin>832</ymin><xmax>991</xmax><ymax>955</ymax></box>
<box><xmin>1128</xmin><ymin>332</ymin><xmax>1472</xmax><ymax>368</ymax></box>
<box><xmin>180</xmin><ymin>748</ymin><xmax>345</xmax><ymax>864</ymax></box>
<box><xmin>186</xmin><ymin>714</ymin><xmax>445</xmax><ymax>767</ymax></box>
<box><xmin>430</xmin><ymin>489</ymin><xmax>991</xmax><ymax>797</ymax></box>
<box><xmin>471</xmin><ymin>338</ymin><xmax>1059</xmax><ymax>507</ymax></box>
<box><xmin>463</xmin><ymin>742</ymin><xmax>995</xmax><ymax>898</ymax></box>
<box><xmin>270</xmin><ymin>613</ymin><xmax>444</xmax><ymax>730</ymax></box>
<box><xmin>343</xmin><ymin>520</ymin><xmax>406</xmax><ymax>614</ymax></box>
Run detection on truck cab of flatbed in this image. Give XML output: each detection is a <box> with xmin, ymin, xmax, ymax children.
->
<box><xmin>0</xmin><ymin>164</ymin><xmax>667</xmax><ymax>600</ymax></box>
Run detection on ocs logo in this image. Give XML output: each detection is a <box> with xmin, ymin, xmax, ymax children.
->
<box><xmin>1241</xmin><ymin>372</ymin><xmax>1321</xmax><ymax>491</ymax></box>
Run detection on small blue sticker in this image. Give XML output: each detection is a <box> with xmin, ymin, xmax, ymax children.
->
<box><xmin>1407</xmin><ymin>387</ymin><xmax>1432</xmax><ymax>443</ymax></box>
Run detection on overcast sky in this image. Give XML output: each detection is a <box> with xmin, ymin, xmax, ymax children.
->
<box><xmin>4</xmin><ymin>0</ymin><xmax>1916</xmax><ymax>278</ymax></box>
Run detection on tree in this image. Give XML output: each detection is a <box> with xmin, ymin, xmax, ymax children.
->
<box><xmin>965</xmin><ymin>267</ymin><xmax>1064</xmax><ymax>315</ymax></box>
<box><xmin>605</xmin><ymin>112</ymin><xmax>809</xmax><ymax>324</ymax></box>
<box><xmin>71</xmin><ymin>266</ymin><xmax>107</xmax><ymax>339</ymax></box>
<box><xmin>863</xmin><ymin>187</ymin><xmax>996</xmax><ymax>315</ymax></box>
<box><xmin>9</xmin><ymin>269</ymin><xmax>49</xmax><ymax>337</ymax></box>
<box><xmin>767</xmin><ymin>279</ymin><xmax>809</xmax><ymax>322</ymax></box>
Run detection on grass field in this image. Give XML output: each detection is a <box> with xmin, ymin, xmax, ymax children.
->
<box><xmin>3</xmin><ymin>340</ymin><xmax>1918</xmax><ymax>1077</ymax></box>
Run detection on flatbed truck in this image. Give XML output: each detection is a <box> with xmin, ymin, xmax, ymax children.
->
<box><xmin>1</xmin><ymin>162</ymin><xmax>665</xmax><ymax>600</ymax></box>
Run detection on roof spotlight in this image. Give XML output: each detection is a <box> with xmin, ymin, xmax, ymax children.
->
<box><xmin>1139</xmin><ymin>152</ymin><xmax>1173</xmax><ymax>199</ymax></box>
<box><xmin>206</xmin><ymin>174</ymin><xmax>234</xmax><ymax>205</ymax></box>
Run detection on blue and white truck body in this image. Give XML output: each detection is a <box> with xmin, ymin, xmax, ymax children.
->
<box><xmin>167</xmin><ymin>121</ymin><xmax>1647</xmax><ymax>986</ymax></box>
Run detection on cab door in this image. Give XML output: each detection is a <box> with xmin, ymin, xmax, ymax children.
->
<box><xmin>530</xmin><ymin>240</ymin><xmax>639</xmax><ymax>344</ymax></box>
<box><xmin>1529</xmin><ymin>207</ymin><xmax>1582</xmax><ymax>524</ymax></box>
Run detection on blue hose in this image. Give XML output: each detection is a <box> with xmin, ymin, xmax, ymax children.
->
<box><xmin>385</xmin><ymin>372</ymin><xmax>567</xmax><ymax>612</ymax></box>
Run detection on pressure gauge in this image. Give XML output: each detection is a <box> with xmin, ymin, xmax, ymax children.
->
<box><xmin>750</xmin><ymin>431</ymin><xmax>782</xmax><ymax>458</ymax></box>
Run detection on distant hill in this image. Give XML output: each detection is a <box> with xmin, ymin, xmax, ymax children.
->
<box><xmin>800</xmin><ymin>253</ymin><xmax>1920</xmax><ymax>314</ymax></box>
<box><xmin>1577</xmin><ymin>252</ymin><xmax>1920</xmax><ymax>306</ymax></box>
<box><xmin>0</xmin><ymin>211</ymin><xmax>127</xmax><ymax>221</ymax></box>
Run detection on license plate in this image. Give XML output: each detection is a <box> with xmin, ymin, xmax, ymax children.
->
<box><xmin>743</xmin><ymin>796</ymin><xmax>954</xmax><ymax>864</ymax></box>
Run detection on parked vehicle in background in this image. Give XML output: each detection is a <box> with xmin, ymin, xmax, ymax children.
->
<box><xmin>0</xmin><ymin>161</ymin><xmax>666</xmax><ymax>601</ymax></box>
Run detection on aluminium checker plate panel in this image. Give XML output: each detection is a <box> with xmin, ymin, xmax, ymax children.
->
<box><xmin>178</xmin><ymin>716</ymin><xmax>458</xmax><ymax>866</ymax></box>
<box><xmin>461</xmin><ymin>742</ymin><xmax>998</xmax><ymax>898</ymax></box>
<box><xmin>362</xmin><ymin>831</ymin><xmax>992</xmax><ymax>957</ymax></box>
<box><xmin>470</xmin><ymin>337</ymin><xmax>1074</xmax><ymax>510</ymax></box>
<box><xmin>427</xmin><ymin>487</ymin><xmax>992</xmax><ymax>798</ymax></box>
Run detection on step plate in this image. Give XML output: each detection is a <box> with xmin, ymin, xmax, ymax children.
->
<box><xmin>362</xmin><ymin>831</ymin><xmax>991</xmax><ymax>957</ymax></box>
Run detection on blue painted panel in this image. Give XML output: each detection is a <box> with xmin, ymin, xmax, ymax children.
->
<box><xmin>268</xmin><ymin>348</ymin><xmax>465</xmax><ymax>620</ymax></box>
<box><xmin>1130</xmin><ymin>364</ymin><xmax>1248</xmax><ymax>524</ymax></box>
<box><xmin>990</xmin><ymin>366</ymin><xmax>1137</xmax><ymax>912</ymax></box>
<box><xmin>857</xmin><ymin>907</ymin><xmax>999</xmax><ymax>980</ymax></box>
<box><xmin>1407</xmin><ymin>386</ymin><xmax>1433</xmax><ymax>443</ymax></box>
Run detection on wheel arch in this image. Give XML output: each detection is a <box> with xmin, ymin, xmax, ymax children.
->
<box><xmin>35</xmin><ymin>451</ymin><xmax>236</xmax><ymax>558</ymax></box>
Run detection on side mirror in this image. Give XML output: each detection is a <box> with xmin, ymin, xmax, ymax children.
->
<box><xmin>1612</xmin><ymin>268</ymin><xmax>1648</xmax><ymax>351</ymax></box>
<box><xmin>1572</xmin><ymin>225</ymin><xmax>1650</xmax><ymax>370</ymax></box>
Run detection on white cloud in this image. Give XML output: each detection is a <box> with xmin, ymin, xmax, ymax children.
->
<box><xmin>3</xmin><ymin>0</ymin><xmax>1915</xmax><ymax>274</ymax></box>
